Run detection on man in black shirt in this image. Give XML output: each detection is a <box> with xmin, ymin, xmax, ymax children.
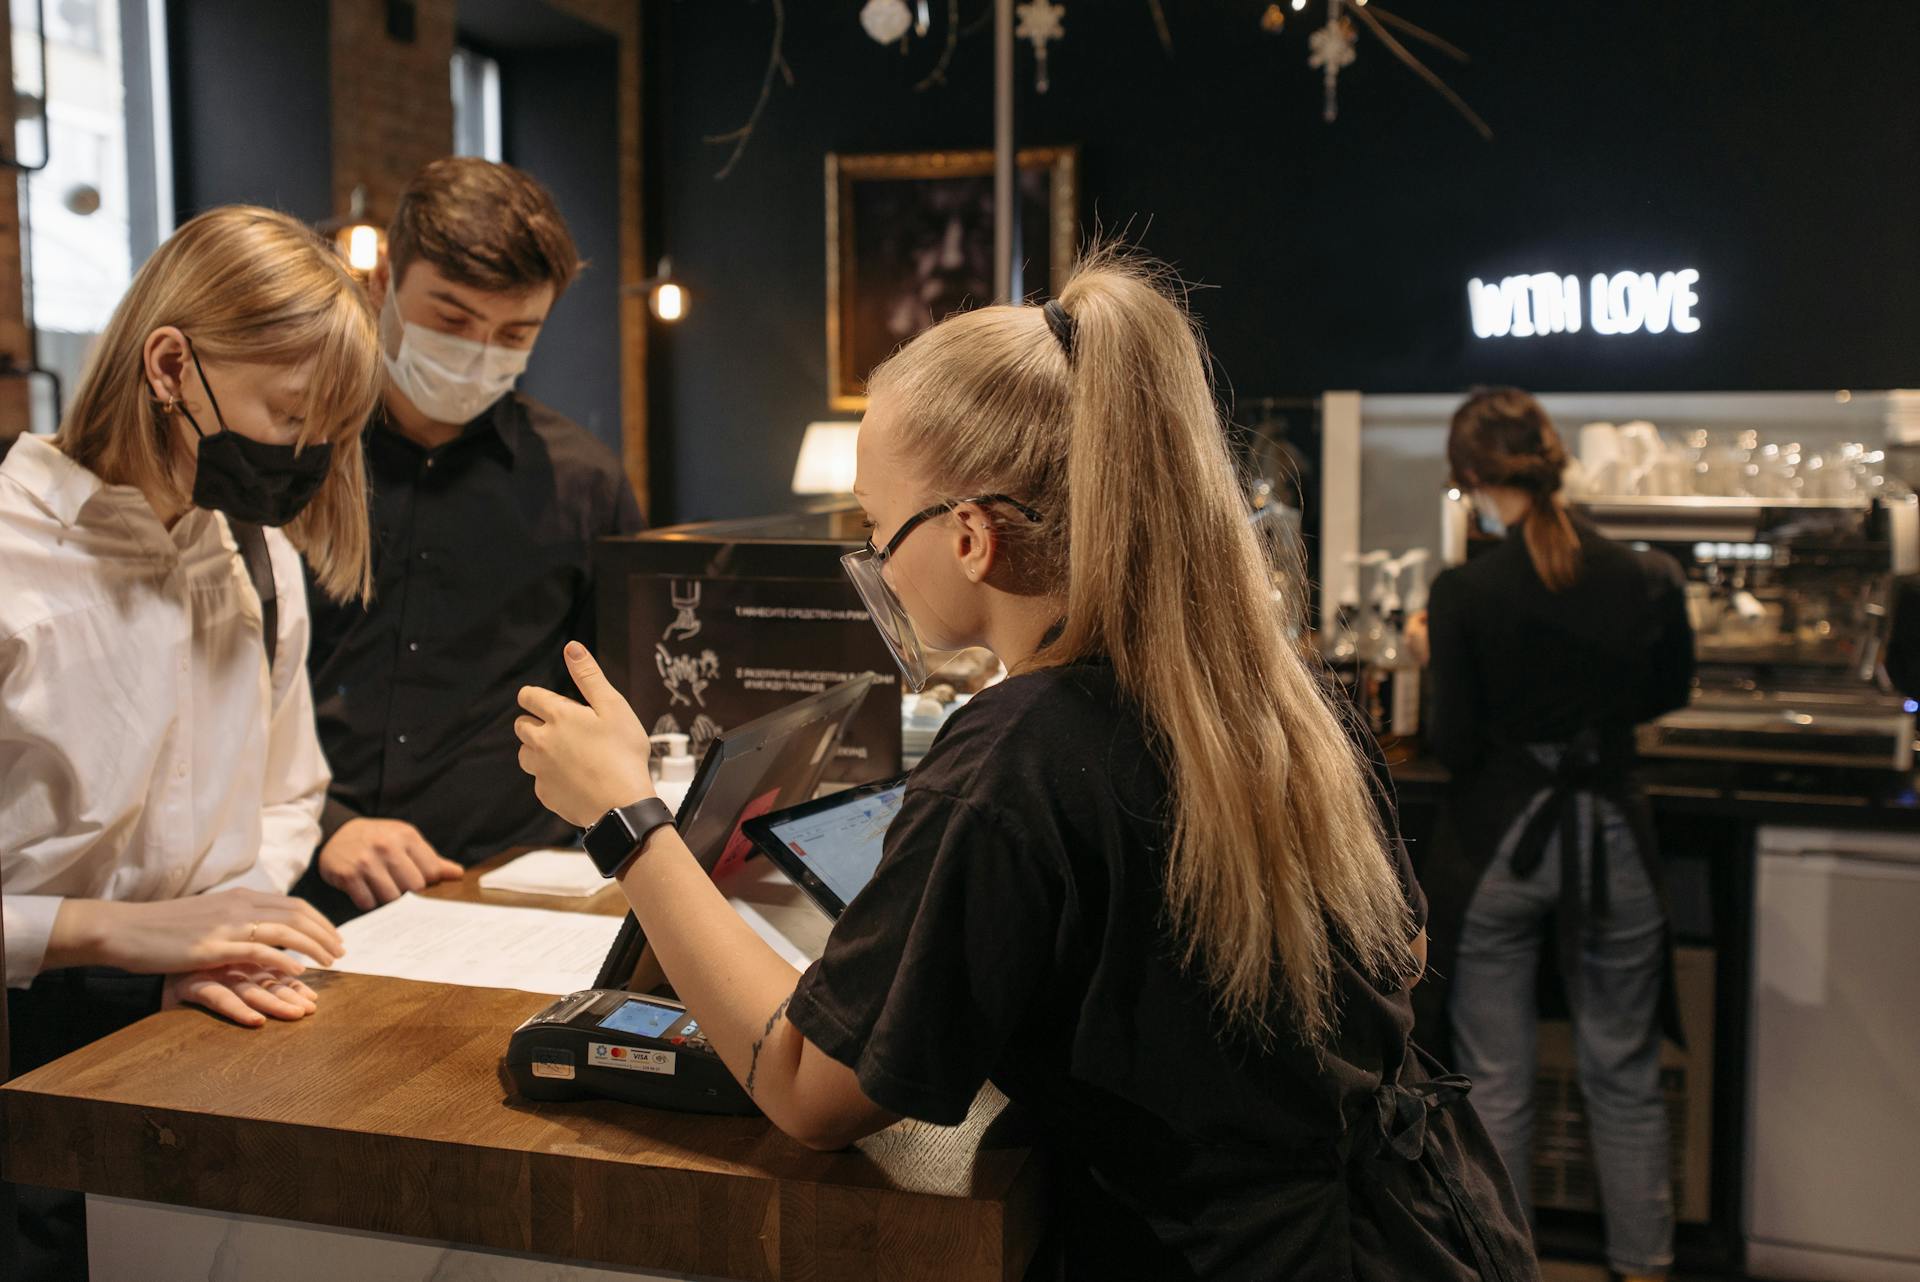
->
<box><xmin>302</xmin><ymin>158</ymin><xmax>645</xmax><ymax>916</ymax></box>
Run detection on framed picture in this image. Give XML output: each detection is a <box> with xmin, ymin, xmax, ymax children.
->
<box><xmin>826</xmin><ymin>146</ymin><xmax>1079</xmax><ymax>411</ymax></box>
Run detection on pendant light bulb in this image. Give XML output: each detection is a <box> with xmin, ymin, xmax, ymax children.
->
<box><xmin>648</xmin><ymin>257</ymin><xmax>688</xmax><ymax>323</ymax></box>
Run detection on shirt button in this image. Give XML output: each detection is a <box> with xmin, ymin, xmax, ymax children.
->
<box><xmin>408</xmin><ymin>641</ymin><xmax>419</xmax><ymax>653</ymax></box>
<box><xmin>424</xmin><ymin>458</ymin><xmax>437</xmax><ymax>470</ymax></box>
<box><xmin>418</xmin><ymin>551</ymin><xmax>430</xmax><ymax>562</ymax></box>
<box><xmin>396</xmin><ymin>733</ymin><xmax>408</xmax><ymax>745</ymax></box>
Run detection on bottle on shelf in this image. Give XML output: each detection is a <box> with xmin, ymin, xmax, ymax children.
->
<box><xmin>1387</xmin><ymin>550</ymin><xmax>1431</xmax><ymax>743</ymax></box>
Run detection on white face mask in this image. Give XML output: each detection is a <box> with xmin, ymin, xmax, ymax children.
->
<box><xmin>1470</xmin><ymin>490</ymin><xmax>1508</xmax><ymax>537</ymax></box>
<box><xmin>380</xmin><ymin>290</ymin><xmax>532</xmax><ymax>425</ymax></box>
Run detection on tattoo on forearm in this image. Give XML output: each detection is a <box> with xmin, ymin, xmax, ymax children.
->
<box><xmin>744</xmin><ymin>995</ymin><xmax>791</xmax><ymax>1098</ymax></box>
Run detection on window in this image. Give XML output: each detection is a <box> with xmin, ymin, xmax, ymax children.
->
<box><xmin>10</xmin><ymin>0</ymin><xmax>170</xmax><ymax>431</ymax></box>
<box><xmin>451</xmin><ymin>47</ymin><xmax>502</xmax><ymax>163</ymax></box>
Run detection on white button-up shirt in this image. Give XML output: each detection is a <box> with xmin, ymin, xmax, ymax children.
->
<box><xmin>1</xmin><ymin>434</ymin><xmax>329</xmax><ymax>987</ymax></box>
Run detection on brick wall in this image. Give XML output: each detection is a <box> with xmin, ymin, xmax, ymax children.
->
<box><xmin>329</xmin><ymin>0</ymin><xmax>457</xmax><ymax>226</ymax></box>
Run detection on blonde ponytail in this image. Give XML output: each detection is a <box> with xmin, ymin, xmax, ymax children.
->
<box><xmin>870</xmin><ymin>246</ymin><xmax>1415</xmax><ymax>1043</ymax></box>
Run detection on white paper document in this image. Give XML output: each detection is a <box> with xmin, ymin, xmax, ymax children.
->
<box><xmin>317</xmin><ymin>895</ymin><xmax>624</xmax><ymax>996</ymax></box>
<box><xmin>477</xmin><ymin>849</ymin><xmax>606</xmax><ymax>898</ymax></box>
<box><xmin>311</xmin><ymin>859</ymin><xmax>832</xmax><ymax>997</ymax></box>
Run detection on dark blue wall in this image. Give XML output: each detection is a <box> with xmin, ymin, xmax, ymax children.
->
<box><xmin>645</xmin><ymin>1</ymin><xmax>1920</xmax><ymax>524</ymax></box>
<box><xmin>169</xmin><ymin>0</ymin><xmax>332</xmax><ymax>223</ymax></box>
<box><xmin>501</xmin><ymin>39</ymin><xmax>623</xmax><ymax>458</ymax></box>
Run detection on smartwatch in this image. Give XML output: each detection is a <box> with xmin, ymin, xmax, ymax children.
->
<box><xmin>582</xmin><ymin>797</ymin><xmax>677</xmax><ymax>878</ymax></box>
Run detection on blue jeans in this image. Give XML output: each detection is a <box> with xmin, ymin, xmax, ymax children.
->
<box><xmin>1448</xmin><ymin>786</ymin><xmax>1675</xmax><ymax>1276</ymax></box>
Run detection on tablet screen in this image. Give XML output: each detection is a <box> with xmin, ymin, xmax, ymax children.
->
<box><xmin>765</xmin><ymin>782</ymin><xmax>906</xmax><ymax>908</ymax></box>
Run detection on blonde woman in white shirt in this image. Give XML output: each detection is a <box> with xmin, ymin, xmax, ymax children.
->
<box><xmin>1</xmin><ymin>206</ymin><xmax>376</xmax><ymax>1057</ymax></box>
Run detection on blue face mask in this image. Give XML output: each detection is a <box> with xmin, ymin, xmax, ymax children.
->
<box><xmin>1471</xmin><ymin>491</ymin><xmax>1507</xmax><ymax>537</ymax></box>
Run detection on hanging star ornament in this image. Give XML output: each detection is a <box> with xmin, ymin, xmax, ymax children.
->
<box><xmin>1015</xmin><ymin>0</ymin><xmax>1065</xmax><ymax>93</ymax></box>
<box><xmin>1306</xmin><ymin>1</ymin><xmax>1357</xmax><ymax>121</ymax></box>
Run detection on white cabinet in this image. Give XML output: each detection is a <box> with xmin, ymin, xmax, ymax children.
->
<box><xmin>1748</xmin><ymin>825</ymin><xmax>1920</xmax><ymax>1281</ymax></box>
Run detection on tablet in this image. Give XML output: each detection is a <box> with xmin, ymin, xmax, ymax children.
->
<box><xmin>743</xmin><ymin>775</ymin><xmax>909</xmax><ymax>919</ymax></box>
<box><xmin>592</xmin><ymin>676</ymin><xmax>875</xmax><ymax>990</ymax></box>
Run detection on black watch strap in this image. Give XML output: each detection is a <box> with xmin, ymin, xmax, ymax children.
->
<box><xmin>582</xmin><ymin>797</ymin><xmax>676</xmax><ymax>878</ymax></box>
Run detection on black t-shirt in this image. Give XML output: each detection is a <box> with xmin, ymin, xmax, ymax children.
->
<box><xmin>787</xmin><ymin>663</ymin><xmax>1448</xmax><ymax>1281</ymax></box>
<box><xmin>1424</xmin><ymin>517</ymin><xmax>1694</xmax><ymax>776</ymax></box>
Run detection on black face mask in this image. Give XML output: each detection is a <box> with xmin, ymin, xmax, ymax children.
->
<box><xmin>175</xmin><ymin>342</ymin><xmax>332</xmax><ymax>527</ymax></box>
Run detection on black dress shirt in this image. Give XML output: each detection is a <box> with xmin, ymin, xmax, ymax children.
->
<box><xmin>306</xmin><ymin>393</ymin><xmax>645</xmax><ymax>867</ymax></box>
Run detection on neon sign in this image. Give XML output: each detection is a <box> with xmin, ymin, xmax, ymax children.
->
<box><xmin>1468</xmin><ymin>269</ymin><xmax>1700</xmax><ymax>339</ymax></box>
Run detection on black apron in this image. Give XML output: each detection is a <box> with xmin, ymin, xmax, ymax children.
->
<box><xmin>1343</xmin><ymin>1043</ymin><xmax>1542</xmax><ymax>1282</ymax></box>
<box><xmin>1413</xmin><ymin>725</ymin><xmax>1684</xmax><ymax>1060</ymax></box>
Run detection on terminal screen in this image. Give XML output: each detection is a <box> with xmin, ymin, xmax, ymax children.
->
<box><xmin>767</xmin><ymin>784</ymin><xmax>906</xmax><ymax>905</ymax></box>
<box><xmin>597</xmin><ymin>998</ymin><xmax>682</xmax><ymax>1040</ymax></box>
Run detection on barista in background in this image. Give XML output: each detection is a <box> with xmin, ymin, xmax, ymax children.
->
<box><xmin>301</xmin><ymin>158</ymin><xmax>645</xmax><ymax>917</ymax></box>
<box><xmin>1408</xmin><ymin>387</ymin><xmax>1695</xmax><ymax>1282</ymax></box>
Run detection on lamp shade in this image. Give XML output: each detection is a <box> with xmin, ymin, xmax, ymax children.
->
<box><xmin>791</xmin><ymin>421</ymin><xmax>861</xmax><ymax>495</ymax></box>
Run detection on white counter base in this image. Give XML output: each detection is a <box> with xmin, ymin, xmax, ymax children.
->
<box><xmin>87</xmin><ymin>1195</ymin><xmax>723</xmax><ymax>1282</ymax></box>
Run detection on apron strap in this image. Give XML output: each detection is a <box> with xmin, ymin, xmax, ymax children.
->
<box><xmin>1368</xmin><ymin>1072</ymin><xmax>1534</xmax><ymax>1282</ymax></box>
<box><xmin>1373</xmin><ymin>1073</ymin><xmax>1472</xmax><ymax>1161</ymax></box>
<box><xmin>1504</xmin><ymin>739</ymin><xmax>1630</xmax><ymax>989</ymax></box>
<box><xmin>1429</xmin><ymin>1150</ymin><xmax>1535</xmax><ymax>1282</ymax></box>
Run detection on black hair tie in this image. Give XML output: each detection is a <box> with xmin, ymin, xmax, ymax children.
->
<box><xmin>1042</xmin><ymin>298</ymin><xmax>1076</xmax><ymax>361</ymax></box>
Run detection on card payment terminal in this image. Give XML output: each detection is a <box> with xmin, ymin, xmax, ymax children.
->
<box><xmin>506</xmin><ymin>989</ymin><xmax>757</xmax><ymax>1116</ymax></box>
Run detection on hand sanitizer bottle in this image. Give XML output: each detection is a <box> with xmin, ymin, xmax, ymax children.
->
<box><xmin>649</xmin><ymin>733</ymin><xmax>697</xmax><ymax>816</ymax></box>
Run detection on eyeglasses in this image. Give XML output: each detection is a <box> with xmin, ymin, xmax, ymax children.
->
<box><xmin>862</xmin><ymin>493</ymin><xmax>1044</xmax><ymax>563</ymax></box>
<box><xmin>841</xmin><ymin>493</ymin><xmax>1043</xmax><ymax>692</ymax></box>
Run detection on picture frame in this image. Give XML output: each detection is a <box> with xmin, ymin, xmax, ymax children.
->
<box><xmin>825</xmin><ymin>146</ymin><xmax>1079</xmax><ymax>411</ymax></box>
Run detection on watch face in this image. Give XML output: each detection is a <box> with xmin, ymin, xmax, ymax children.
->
<box><xmin>585</xmin><ymin>811</ymin><xmax>635</xmax><ymax>876</ymax></box>
<box><xmin>587</xmin><ymin>800</ymin><xmax>673</xmax><ymax>878</ymax></box>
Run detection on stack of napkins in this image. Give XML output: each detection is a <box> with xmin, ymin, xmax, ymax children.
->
<box><xmin>477</xmin><ymin>849</ymin><xmax>607</xmax><ymax>897</ymax></box>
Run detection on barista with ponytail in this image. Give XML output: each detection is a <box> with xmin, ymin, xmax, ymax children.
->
<box><xmin>1416</xmin><ymin>388</ymin><xmax>1695</xmax><ymax>1282</ymax></box>
<box><xmin>516</xmin><ymin>250</ymin><xmax>1533</xmax><ymax>1280</ymax></box>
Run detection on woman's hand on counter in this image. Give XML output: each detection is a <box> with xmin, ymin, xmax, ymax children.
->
<box><xmin>45</xmin><ymin>891</ymin><xmax>344</xmax><ymax>976</ymax></box>
<box><xmin>163</xmin><ymin>966</ymin><xmax>319</xmax><ymax>1027</ymax></box>
<box><xmin>516</xmin><ymin>642</ymin><xmax>655</xmax><ymax>828</ymax></box>
<box><xmin>319</xmin><ymin>817</ymin><xmax>465</xmax><ymax>911</ymax></box>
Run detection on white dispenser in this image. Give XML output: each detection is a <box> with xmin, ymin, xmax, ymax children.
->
<box><xmin>650</xmin><ymin>733</ymin><xmax>697</xmax><ymax>815</ymax></box>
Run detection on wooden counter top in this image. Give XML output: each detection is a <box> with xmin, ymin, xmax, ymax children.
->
<box><xmin>1</xmin><ymin>860</ymin><xmax>1047</xmax><ymax>1281</ymax></box>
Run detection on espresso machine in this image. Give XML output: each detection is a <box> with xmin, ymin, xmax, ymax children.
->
<box><xmin>1440</xmin><ymin>488</ymin><xmax>1920</xmax><ymax>772</ymax></box>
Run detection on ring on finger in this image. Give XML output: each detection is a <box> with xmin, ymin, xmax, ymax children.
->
<box><xmin>247</xmin><ymin>921</ymin><xmax>259</xmax><ymax>943</ymax></box>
